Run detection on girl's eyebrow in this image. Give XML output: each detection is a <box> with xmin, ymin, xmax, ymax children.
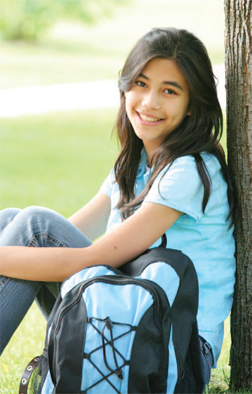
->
<box><xmin>139</xmin><ymin>73</ymin><xmax>184</xmax><ymax>91</ymax></box>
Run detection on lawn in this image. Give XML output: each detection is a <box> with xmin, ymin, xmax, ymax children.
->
<box><xmin>0</xmin><ymin>109</ymin><xmax>118</xmax><ymax>214</ymax></box>
<box><xmin>0</xmin><ymin>0</ymin><xmax>242</xmax><ymax>392</ymax></box>
<box><xmin>0</xmin><ymin>302</ymin><xmax>232</xmax><ymax>394</ymax></box>
<box><xmin>0</xmin><ymin>0</ymin><xmax>225</xmax><ymax>89</ymax></box>
<box><xmin>0</xmin><ymin>108</ymin><xmax>235</xmax><ymax>394</ymax></box>
<box><xmin>0</xmin><ymin>108</ymin><xmax>118</xmax><ymax>393</ymax></box>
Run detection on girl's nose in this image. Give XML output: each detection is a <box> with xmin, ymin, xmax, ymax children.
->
<box><xmin>141</xmin><ymin>90</ymin><xmax>161</xmax><ymax>110</ymax></box>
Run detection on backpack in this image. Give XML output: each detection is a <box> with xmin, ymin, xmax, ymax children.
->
<box><xmin>19</xmin><ymin>235</ymin><xmax>204</xmax><ymax>394</ymax></box>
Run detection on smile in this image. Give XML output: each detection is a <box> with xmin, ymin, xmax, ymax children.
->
<box><xmin>137</xmin><ymin>112</ymin><xmax>163</xmax><ymax>123</ymax></box>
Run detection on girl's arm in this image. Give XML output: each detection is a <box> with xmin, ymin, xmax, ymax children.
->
<box><xmin>68</xmin><ymin>191</ymin><xmax>111</xmax><ymax>241</ymax></box>
<box><xmin>0</xmin><ymin>202</ymin><xmax>182</xmax><ymax>282</ymax></box>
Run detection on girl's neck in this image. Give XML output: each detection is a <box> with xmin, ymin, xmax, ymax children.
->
<box><xmin>144</xmin><ymin>143</ymin><xmax>159</xmax><ymax>167</ymax></box>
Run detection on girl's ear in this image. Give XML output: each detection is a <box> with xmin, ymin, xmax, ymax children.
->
<box><xmin>187</xmin><ymin>105</ymin><xmax>192</xmax><ymax>116</ymax></box>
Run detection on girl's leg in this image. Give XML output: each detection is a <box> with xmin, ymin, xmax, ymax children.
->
<box><xmin>0</xmin><ymin>207</ymin><xmax>21</xmax><ymax>232</ymax></box>
<box><xmin>0</xmin><ymin>206</ymin><xmax>91</xmax><ymax>354</ymax></box>
<box><xmin>0</xmin><ymin>208</ymin><xmax>41</xmax><ymax>353</ymax></box>
<box><xmin>0</xmin><ymin>276</ymin><xmax>41</xmax><ymax>354</ymax></box>
<box><xmin>199</xmin><ymin>336</ymin><xmax>214</xmax><ymax>391</ymax></box>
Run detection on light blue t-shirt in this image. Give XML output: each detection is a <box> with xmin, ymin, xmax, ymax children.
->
<box><xmin>100</xmin><ymin>149</ymin><xmax>236</xmax><ymax>366</ymax></box>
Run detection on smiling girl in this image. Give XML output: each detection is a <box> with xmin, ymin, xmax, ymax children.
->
<box><xmin>0</xmin><ymin>28</ymin><xmax>236</xmax><ymax>391</ymax></box>
<box><xmin>125</xmin><ymin>57</ymin><xmax>191</xmax><ymax>158</ymax></box>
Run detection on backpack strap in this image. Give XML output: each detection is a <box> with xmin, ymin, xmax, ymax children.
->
<box><xmin>160</xmin><ymin>233</ymin><xmax>167</xmax><ymax>248</ymax></box>
<box><xmin>120</xmin><ymin>233</ymin><xmax>167</xmax><ymax>276</ymax></box>
<box><xmin>19</xmin><ymin>356</ymin><xmax>40</xmax><ymax>394</ymax></box>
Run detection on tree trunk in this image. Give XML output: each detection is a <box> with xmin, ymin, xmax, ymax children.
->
<box><xmin>224</xmin><ymin>0</ymin><xmax>252</xmax><ymax>391</ymax></box>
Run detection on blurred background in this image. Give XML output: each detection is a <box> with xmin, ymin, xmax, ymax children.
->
<box><xmin>0</xmin><ymin>0</ymin><xmax>226</xmax><ymax>215</ymax></box>
<box><xmin>0</xmin><ymin>1</ymin><xmax>230</xmax><ymax>392</ymax></box>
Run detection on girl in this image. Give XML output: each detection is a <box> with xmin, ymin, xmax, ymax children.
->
<box><xmin>0</xmin><ymin>27</ymin><xmax>236</xmax><ymax>391</ymax></box>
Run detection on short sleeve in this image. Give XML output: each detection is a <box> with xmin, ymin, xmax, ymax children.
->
<box><xmin>99</xmin><ymin>169</ymin><xmax>114</xmax><ymax>198</ymax></box>
<box><xmin>144</xmin><ymin>156</ymin><xmax>204</xmax><ymax>221</ymax></box>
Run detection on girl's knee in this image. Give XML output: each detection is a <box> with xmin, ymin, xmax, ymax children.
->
<box><xmin>19</xmin><ymin>206</ymin><xmax>64</xmax><ymax>233</ymax></box>
<box><xmin>0</xmin><ymin>208</ymin><xmax>21</xmax><ymax>232</ymax></box>
<box><xmin>0</xmin><ymin>206</ymin><xmax>51</xmax><ymax>246</ymax></box>
<box><xmin>1</xmin><ymin>206</ymin><xmax>54</xmax><ymax>232</ymax></box>
<box><xmin>0</xmin><ymin>207</ymin><xmax>21</xmax><ymax>220</ymax></box>
<box><xmin>21</xmin><ymin>206</ymin><xmax>61</xmax><ymax>223</ymax></box>
<box><xmin>21</xmin><ymin>206</ymin><xmax>49</xmax><ymax>219</ymax></box>
<box><xmin>0</xmin><ymin>206</ymin><xmax>63</xmax><ymax>247</ymax></box>
<box><xmin>9</xmin><ymin>206</ymin><xmax>57</xmax><ymax>233</ymax></box>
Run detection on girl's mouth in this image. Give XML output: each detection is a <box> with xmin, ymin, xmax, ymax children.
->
<box><xmin>137</xmin><ymin>112</ymin><xmax>163</xmax><ymax>123</ymax></box>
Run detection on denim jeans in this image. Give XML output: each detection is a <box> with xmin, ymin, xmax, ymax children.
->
<box><xmin>199</xmin><ymin>336</ymin><xmax>214</xmax><ymax>391</ymax></box>
<box><xmin>0</xmin><ymin>206</ymin><xmax>91</xmax><ymax>355</ymax></box>
<box><xmin>0</xmin><ymin>206</ymin><xmax>213</xmax><ymax>390</ymax></box>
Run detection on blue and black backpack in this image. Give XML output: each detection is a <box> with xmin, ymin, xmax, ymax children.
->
<box><xmin>19</xmin><ymin>235</ymin><xmax>204</xmax><ymax>394</ymax></box>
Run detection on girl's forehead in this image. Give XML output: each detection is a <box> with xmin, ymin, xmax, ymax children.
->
<box><xmin>140</xmin><ymin>58</ymin><xmax>189</xmax><ymax>89</ymax></box>
<box><xmin>142</xmin><ymin>57</ymin><xmax>178</xmax><ymax>74</ymax></box>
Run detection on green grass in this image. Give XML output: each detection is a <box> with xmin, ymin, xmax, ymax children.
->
<box><xmin>0</xmin><ymin>108</ymin><xmax>241</xmax><ymax>394</ymax></box>
<box><xmin>0</xmin><ymin>106</ymin><xmax>231</xmax><ymax>393</ymax></box>
<box><xmin>0</xmin><ymin>0</ymin><xmax>225</xmax><ymax>89</ymax></box>
<box><xmin>0</xmin><ymin>1</ymin><xmax>241</xmax><ymax>392</ymax></box>
<box><xmin>1</xmin><ymin>311</ymin><xmax>249</xmax><ymax>394</ymax></box>
<box><xmin>0</xmin><ymin>108</ymin><xmax>118</xmax><ymax>392</ymax></box>
<box><xmin>0</xmin><ymin>303</ymin><xmax>46</xmax><ymax>393</ymax></box>
<box><xmin>0</xmin><ymin>304</ymin><xmax>233</xmax><ymax>394</ymax></box>
<box><xmin>0</xmin><ymin>109</ymin><xmax>118</xmax><ymax>215</ymax></box>
<box><xmin>0</xmin><ymin>105</ymin><xmax>249</xmax><ymax>394</ymax></box>
<box><xmin>1</xmin><ymin>312</ymin><xmax>248</xmax><ymax>393</ymax></box>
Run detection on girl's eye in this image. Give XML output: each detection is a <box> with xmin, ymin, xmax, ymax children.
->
<box><xmin>135</xmin><ymin>81</ymin><xmax>147</xmax><ymax>88</ymax></box>
<box><xmin>164</xmin><ymin>88</ymin><xmax>177</xmax><ymax>95</ymax></box>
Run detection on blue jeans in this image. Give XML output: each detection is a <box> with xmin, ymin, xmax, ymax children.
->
<box><xmin>0</xmin><ymin>206</ymin><xmax>91</xmax><ymax>355</ymax></box>
<box><xmin>199</xmin><ymin>336</ymin><xmax>214</xmax><ymax>391</ymax></box>
<box><xmin>0</xmin><ymin>206</ymin><xmax>212</xmax><ymax>390</ymax></box>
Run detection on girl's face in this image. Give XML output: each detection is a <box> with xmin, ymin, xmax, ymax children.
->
<box><xmin>125</xmin><ymin>57</ymin><xmax>191</xmax><ymax>161</ymax></box>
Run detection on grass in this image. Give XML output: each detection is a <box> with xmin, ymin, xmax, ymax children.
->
<box><xmin>0</xmin><ymin>304</ymin><xmax>46</xmax><ymax>393</ymax></box>
<box><xmin>0</xmin><ymin>109</ymin><xmax>118</xmax><ymax>393</ymax></box>
<box><xmin>0</xmin><ymin>0</ymin><xmax>244</xmax><ymax>392</ymax></box>
<box><xmin>0</xmin><ymin>109</ymin><xmax>118</xmax><ymax>215</ymax></box>
<box><xmin>0</xmin><ymin>305</ymin><xmax>233</xmax><ymax>394</ymax></box>
<box><xmin>0</xmin><ymin>309</ymin><xmax>249</xmax><ymax>393</ymax></box>
<box><xmin>0</xmin><ymin>0</ymin><xmax>225</xmax><ymax>89</ymax></box>
<box><xmin>0</xmin><ymin>108</ymin><xmax>241</xmax><ymax>394</ymax></box>
<box><xmin>0</xmin><ymin>303</ymin><xmax>234</xmax><ymax>393</ymax></box>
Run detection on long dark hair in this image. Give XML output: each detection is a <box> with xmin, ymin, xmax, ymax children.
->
<box><xmin>114</xmin><ymin>27</ymin><xmax>236</xmax><ymax>223</ymax></box>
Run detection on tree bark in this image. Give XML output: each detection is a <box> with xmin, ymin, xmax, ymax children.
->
<box><xmin>224</xmin><ymin>0</ymin><xmax>252</xmax><ymax>391</ymax></box>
